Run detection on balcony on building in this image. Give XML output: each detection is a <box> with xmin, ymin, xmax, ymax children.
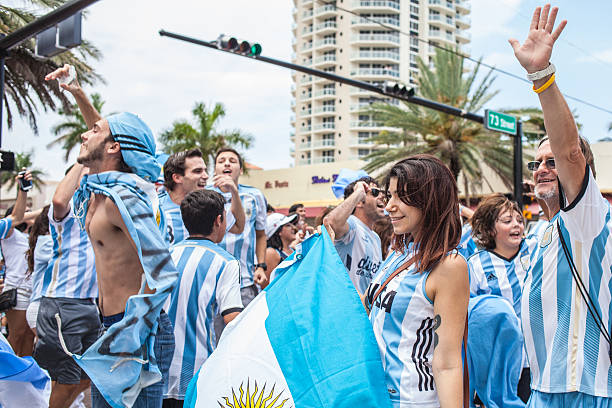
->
<box><xmin>313</xmin><ymin>156</ymin><xmax>335</xmax><ymax>164</ymax></box>
<box><xmin>298</xmin><ymin>158</ymin><xmax>312</xmax><ymax>165</ymax></box>
<box><xmin>350</xmin><ymin>120</ymin><xmax>384</xmax><ymax>129</ymax></box>
<box><xmin>455</xmin><ymin>12</ymin><xmax>471</xmax><ymax>28</ymax></box>
<box><xmin>351</xmin><ymin>33</ymin><xmax>400</xmax><ymax>46</ymax></box>
<box><xmin>455</xmin><ymin>0</ymin><xmax>471</xmax><ymax>13</ymax></box>
<box><xmin>350</xmin><ymin>68</ymin><xmax>400</xmax><ymax>80</ymax></box>
<box><xmin>350</xmin><ymin>50</ymin><xmax>400</xmax><ymax>63</ymax></box>
<box><xmin>312</xmin><ymin>139</ymin><xmax>336</xmax><ymax>148</ymax></box>
<box><xmin>351</xmin><ymin>16</ymin><xmax>400</xmax><ymax>28</ymax></box>
<box><xmin>455</xmin><ymin>29</ymin><xmax>471</xmax><ymax>43</ymax></box>
<box><xmin>314</xmin><ymin>21</ymin><xmax>337</xmax><ymax>34</ymax></box>
<box><xmin>315</xmin><ymin>4</ymin><xmax>337</xmax><ymax>18</ymax></box>
<box><xmin>313</xmin><ymin>54</ymin><xmax>337</xmax><ymax>68</ymax></box>
<box><xmin>313</xmin><ymin>88</ymin><xmax>336</xmax><ymax>99</ymax></box>
<box><xmin>312</xmin><ymin>122</ymin><xmax>336</xmax><ymax>133</ymax></box>
<box><xmin>351</xmin><ymin>0</ymin><xmax>400</xmax><ymax>12</ymax></box>
<box><xmin>313</xmin><ymin>106</ymin><xmax>336</xmax><ymax>116</ymax></box>
<box><xmin>299</xmin><ymin>108</ymin><xmax>312</xmax><ymax>117</ymax></box>
<box><xmin>314</xmin><ymin>37</ymin><xmax>337</xmax><ymax>51</ymax></box>
<box><xmin>428</xmin><ymin>0</ymin><xmax>455</xmax><ymax>13</ymax></box>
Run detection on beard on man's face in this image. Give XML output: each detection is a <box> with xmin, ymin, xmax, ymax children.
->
<box><xmin>77</xmin><ymin>142</ymin><xmax>106</xmax><ymax>166</ymax></box>
<box><xmin>535</xmin><ymin>184</ymin><xmax>558</xmax><ymax>200</ymax></box>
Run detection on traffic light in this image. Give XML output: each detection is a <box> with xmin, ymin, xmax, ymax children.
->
<box><xmin>35</xmin><ymin>11</ymin><xmax>82</xmax><ymax>58</ymax></box>
<box><xmin>215</xmin><ymin>34</ymin><xmax>262</xmax><ymax>56</ymax></box>
<box><xmin>384</xmin><ymin>82</ymin><xmax>415</xmax><ymax>99</ymax></box>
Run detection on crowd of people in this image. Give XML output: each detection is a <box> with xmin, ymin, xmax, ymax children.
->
<box><xmin>0</xmin><ymin>4</ymin><xmax>609</xmax><ymax>408</ymax></box>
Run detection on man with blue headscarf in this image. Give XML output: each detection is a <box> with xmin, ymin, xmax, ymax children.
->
<box><xmin>46</xmin><ymin>65</ymin><xmax>178</xmax><ymax>408</ymax></box>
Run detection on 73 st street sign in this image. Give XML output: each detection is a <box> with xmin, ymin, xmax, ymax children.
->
<box><xmin>484</xmin><ymin>109</ymin><xmax>517</xmax><ymax>135</ymax></box>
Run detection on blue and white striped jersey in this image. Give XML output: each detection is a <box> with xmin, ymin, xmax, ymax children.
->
<box><xmin>159</xmin><ymin>191</ymin><xmax>236</xmax><ymax>246</ymax></box>
<box><xmin>468</xmin><ymin>240</ymin><xmax>531</xmax><ymax>319</ymax></box>
<box><xmin>208</xmin><ymin>184</ymin><xmax>266</xmax><ymax>287</ymax></box>
<box><xmin>522</xmin><ymin>168</ymin><xmax>612</xmax><ymax>397</ymax></box>
<box><xmin>334</xmin><ymin>215</ymin><xmax>382</xmax><ymax>295</ymax></box>
<box><xmin>29</xmin><ymin>235</ymin><xmax>53</xmax><ymax>302</ymax></box>
<box><xmin>165</xmin><ymin>238</ymin><xmax>243</xmax><ymax>400</ymax></box>
<box><xmin>365</xmin><ymin>247</ymin><xmax>440</xmax><ymax>407</ymax></box>
<box><xmin>159</xmin><ymin>191</ymin><xmax>188</xmax><ymax>246</ymax></box>
<box><xmin>458</xmin><ymin>223</ymin><xmax>478</xmax><ymax>259</ymax></box>
<box><xmin>41</xmin><ymin>202</ymin><xmax>97</xmax><ymax>299</ymax></box>
<box><xmin>0</xmin><ymin>218</ymin><xmax>11</xmax><ymax>239</ymax></box>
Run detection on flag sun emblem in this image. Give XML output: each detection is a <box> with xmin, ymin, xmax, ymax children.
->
<box><xmin>219</xmin><ymin>380</ymin><xmax>291</xmax><ymax>408</ymax></box>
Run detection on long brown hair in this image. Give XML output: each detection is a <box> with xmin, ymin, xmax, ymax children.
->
<box><xmin>385</xmin><ymin>155</ymin><xmax>461</xmax><ymax>273</ymax></box>
<box><xmin>26</xmin><ymin>205</ymin><xmax>50</xmax><ymax>276</ymax></box>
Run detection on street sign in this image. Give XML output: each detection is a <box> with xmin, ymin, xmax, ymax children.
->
<box><xmin>484</xmin><ymin>109</ymin><xmax>517</xmax><ymax>135</ymax></box>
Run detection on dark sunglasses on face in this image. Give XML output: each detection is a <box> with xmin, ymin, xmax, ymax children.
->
<box><xmin>369</xmin><ymin>187</ymin><xmax>382</xmax><ymax>197</ymax></box>
<box><xmin>527</xmin><ymin>158</ymin><xmax>556</xmax><ymax>171</ymax></box>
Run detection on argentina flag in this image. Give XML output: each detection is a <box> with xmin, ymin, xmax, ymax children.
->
<box><xmin>0</xmin><ymin>333</ymin><xmax>51</xmax><ymax>408</ymax></box>
<box><xmin>184</xmin><ymin>227</ymin><xmax>392</xmax><ymax>407</ymax></box>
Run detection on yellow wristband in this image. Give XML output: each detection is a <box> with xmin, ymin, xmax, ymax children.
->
<box><xmin>533</xmin><ymin>73</ymin><xmax>555</xmax><ymax>94</ymax></box>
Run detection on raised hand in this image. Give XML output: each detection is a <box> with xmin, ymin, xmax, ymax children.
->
<box><xmin>508</xmin><ymin>4</ymin><xmax>567</xmax><ymax>73</ymax></box>
<box><xmin>45</xmin><ymin>64</ymin><xmax>80</xmax><ymax>93</ymax></box>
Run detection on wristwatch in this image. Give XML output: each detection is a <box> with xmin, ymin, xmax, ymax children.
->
<box><xmin>255</xmin><ymin>263</ymin><xmax>268</xmax><ymax>271</ymax></box>
<box><xmin>526</xmin><ymin>63</ymin><xmax>555</xmax><ymax>81</ymax></box>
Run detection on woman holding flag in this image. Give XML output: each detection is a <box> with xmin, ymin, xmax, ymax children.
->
<box><xmin>365</xmin><ymin>155</ymin><xmax>469</xmax><ymax>408</ymax></box>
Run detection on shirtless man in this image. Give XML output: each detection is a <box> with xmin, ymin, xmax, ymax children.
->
<box><xmin>46</xmin><ymin>66</ymin><xmax>177</xmax><ymax>407</ymax></box>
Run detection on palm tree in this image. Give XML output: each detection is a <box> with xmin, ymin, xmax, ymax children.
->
<box><xmin>159</xmin><ymin>102</ymin><xmax>254</xmax><ymax>166</ymax></box>
<box><xmin>0</xmin><ymin>151</ymin><xmax>46</xmax><ymax>191</ymax></box>
<box><xmin>1</xmin><ymin>1</ymin><xmax>103</xmax><ymax>134</ymax></box>
<box><xmin>48</xmin><ymin>93</ymin><xmax>106</xmax><ymax>161</ymax></box>
<box><xmin>365</xmin><ymin>48</ymin><xmax>513</xmax><ymax>202</ymax></box>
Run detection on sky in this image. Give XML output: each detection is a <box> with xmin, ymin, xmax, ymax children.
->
<box><xmin>3</xmin><ymin>0</ymin><xmax>612</xmax><ymax>181</ymax></box>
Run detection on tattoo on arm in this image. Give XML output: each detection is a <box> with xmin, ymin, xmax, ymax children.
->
<box><xmin>433</xmin><ymin>314</ymin><xmax>441</xmax><ymax>348</ymax></box>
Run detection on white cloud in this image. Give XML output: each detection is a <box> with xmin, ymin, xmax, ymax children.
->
<box><xmin>470</xmin><ymin>0</ymin><xmax>524</xmax><ymax>39</ymax></box>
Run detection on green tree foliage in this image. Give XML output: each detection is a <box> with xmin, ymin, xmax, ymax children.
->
<box><xmin>1</xmin><ymin>0</ymin><xmax>103</xmax><ymax>133</ymax></box>
<box><xmin>159</xmin><ymin>102</ymin><xmax>254</xmax><ymax>165</ymax></box>
<box><xmin>365</xmin><ymin>48</ymin><xmax>513</xmax><ymax>197</ymax></box>
<box><xmin>0</xmin><ymin>151</ymin><xmax>46</xmax><ymax>191</ymax></box>
<box><xmin>48</xmin><ymin>93</ymin><xmax>107</xmax><ymax>161</ymax></box>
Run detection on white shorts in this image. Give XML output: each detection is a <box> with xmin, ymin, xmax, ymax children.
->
<box><xmin>2</xmin><ymin>285</ymin><xmax>32</xmax><ymax>311</ymax></box>
<box><xmin>26</xmin><ymin>300</ymin><xmax>40</xmax><ymax>329</ymax></box>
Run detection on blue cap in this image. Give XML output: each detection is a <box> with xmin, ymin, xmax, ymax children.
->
<box><xmin>331</xmin><ymin>168</ymin><xmax>370</xmax><ymax>198</ymax></box>
<box><xmin>107</xmin><ymin>112</ymin><xmax>160</xmax><ymax>182</ymax></box>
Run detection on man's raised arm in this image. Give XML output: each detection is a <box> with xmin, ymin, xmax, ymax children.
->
<box><xmin>45</xmin><ymin>64</ymin><xmax>102</xmax><ymax>129</ymax></box>
<box><xmin>509</xmin><ymin>4</ymin><xmax>585</xmax><ymax>203</ymax></box>
<box><xmin>326</xmin><ymin>181</ymin><xmax>368</xmax><ymax>240</ymax></box>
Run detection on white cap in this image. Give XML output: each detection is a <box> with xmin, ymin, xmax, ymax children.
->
<box><xmin>265</xmin><ymin>213</ymin><xmax>298</xmax><ymax>239</ymax></box>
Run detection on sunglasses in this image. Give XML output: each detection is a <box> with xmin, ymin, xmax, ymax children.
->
<box><xmin>527</xmin><ymin>158</ymin><xmax>555</xmax><ymax>171</ymax></box>
<box><xmin>369</xmin><ymin>187</ymin><xmax>382</xmax><ymax>197</ymax></box>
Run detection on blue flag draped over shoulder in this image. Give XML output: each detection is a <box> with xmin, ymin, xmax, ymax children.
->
<box><xmin>70</xmin><ymin>171</ymin><xmax>178</xmax><ymax>408</ymax></box>
<box><xmin>184</xmin><ymin>227</ymin><xmax>392</xmax><ymax>408</ymax></box>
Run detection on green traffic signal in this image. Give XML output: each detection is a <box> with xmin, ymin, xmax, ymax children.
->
<box><xmin>249</xmin><ymin>43</ymin><xmax>262</xmax><ymax>56</ymax></box>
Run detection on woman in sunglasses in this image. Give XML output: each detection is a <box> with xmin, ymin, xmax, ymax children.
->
<box><xmin>364</xmin><ymin>155</ymin><xmax>468</xmax><ymax>408</ymax></box>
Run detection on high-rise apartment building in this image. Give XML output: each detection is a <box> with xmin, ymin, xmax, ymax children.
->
<box><xmin>290</xmin><ymin>0</ymin><xmax>471</xmax><ymax>166</ymax></box>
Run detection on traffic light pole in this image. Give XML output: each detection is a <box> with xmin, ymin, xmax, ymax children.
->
<box><xmin>159</xmin><ymin>29</ymin><xmax>523</xmax><ymax>204</ymax></box>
